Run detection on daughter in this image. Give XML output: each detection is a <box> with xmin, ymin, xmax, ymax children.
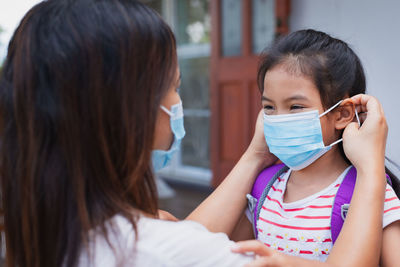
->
<box><xmin>235</xmin><ymin>30</ymin><xmax>400</xmax><ymax>265</ymax></box>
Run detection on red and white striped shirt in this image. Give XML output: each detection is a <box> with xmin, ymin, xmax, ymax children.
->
<box><xmin>253</xmin><ymin>166</ymin><xmax>400</xmax><ymax>261</ymax></box>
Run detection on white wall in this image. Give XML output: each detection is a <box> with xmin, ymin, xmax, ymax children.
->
<box><xmin>290</xmin><ymin>0</ymin><xmax>400</xmax><ymax>165</ymax></box>
<box><xmin>0</xmin><ymin>0</ymin><xmax>42</xmax><ymax>62</ymax></box>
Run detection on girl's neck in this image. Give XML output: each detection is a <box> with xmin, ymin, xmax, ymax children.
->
<box><xmin>288</xmin><ymin>147</ymin><xmax>350</xmax><ymax>191</ymax></box>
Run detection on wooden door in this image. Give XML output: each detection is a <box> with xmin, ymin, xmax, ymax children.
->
<box><xmin>210</xmin><ymin>0</ymin><xmax>290</xmax><ymax>187</ymax></box>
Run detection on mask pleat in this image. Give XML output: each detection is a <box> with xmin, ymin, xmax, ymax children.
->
<box><xmin>262</xmin><ymin>101</ymin><xmax>342</xmax><ymax>170</ymax></box>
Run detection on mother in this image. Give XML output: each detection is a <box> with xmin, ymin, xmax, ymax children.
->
<box><xmin>0</xmin><ymin>1</ymin><xmax>388</xmax><ymax>266</ymax></box>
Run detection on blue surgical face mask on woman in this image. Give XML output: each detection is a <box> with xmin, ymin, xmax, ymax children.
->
<box><xmin>263</xmin><ymin>100</ymin><xmax>359</xmax><ymax>170</ymax></box>
<box><xmin>152</xmin><ymin>101</ymin><xmax>186</xmax><ymax>171</ymax></box>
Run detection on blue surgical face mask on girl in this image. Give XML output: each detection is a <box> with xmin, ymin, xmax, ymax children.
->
<box><xmin>263</xmin><ymin>100</ymin><xmax>360</xmax><ymax>170</ymax></box>
<box><xmin>152</xmin><ymin>101</ymin><xmax>186</xmax><ymax>172</ymax></box>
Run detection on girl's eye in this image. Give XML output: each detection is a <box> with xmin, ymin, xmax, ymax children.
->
<box><xmin>264</xmin><ymin>105</ymin><xmax>274</xmax><ymax>110</ymax></box>
<box><xmin>263</xmin><ymin>105</ymin><xmax>274</xmax><ymax>114</ymax></box>
<box><xmin>290</xmin><ymin>105</ymin><xmax>304</xmax><ymax>110</ymax></box>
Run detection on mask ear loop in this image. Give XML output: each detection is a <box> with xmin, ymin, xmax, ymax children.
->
<box><xmin>329</xmin><ymin>138</ymin><xmax>343</xmax><ymax>147</ymax></box>
<box><xmin>160</xmin><ymin>105</ymin><xmax>174</xmax><ymax>117</ymax></box>
<box><xmin>322</xmin><ymin>100</ymin><xmax>360</xmax><ymax>147</ymax></box>
<box><xmin>327</xmin><ymin>101</ymin><xmax>362</xmax><ymax>147</ymax></box>
<box><xmin>354</xmin><ymin>108</ymin><xmax>361</xmax><ymax>127</ymax></box>
<box><xmin>319</xmin><ymin>100</ymin><xmax>344</xmax><ymax>118</ymax></box>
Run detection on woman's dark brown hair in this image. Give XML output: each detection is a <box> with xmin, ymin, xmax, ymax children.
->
<box><xmin>0</xmin><ymin>0</ymin><xmax>177</xmax><ymax>266</ymax></box>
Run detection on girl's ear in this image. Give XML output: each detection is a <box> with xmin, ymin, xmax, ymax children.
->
<box><xmin>335</xmin><ymin>98</ymin><xmax>355</xmax><ymax>130</ymax></box>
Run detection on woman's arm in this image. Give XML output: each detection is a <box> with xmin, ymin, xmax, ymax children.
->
<box><xmin>327</xmin><ymin>94</ymin><xmax>387</xmax><ymax>267</ymax></box>
<box><xmin>233</xmin><ymin>94</ymin><xmax>388</xmax><ymax>267</ymax></box>
<box><xmin>186</xmin><ymin>111</ymin><xmax>277</xmax><ymax>235</ymax></box>
<box><xmin>230</xmin><ymin>213</ymin><xmax>254</xmax><ymax>241</ymax></box>
<box><xmin>381</xmin><ymin>221</ymin><xmax>400</xmax><ymax>267</ymax></box>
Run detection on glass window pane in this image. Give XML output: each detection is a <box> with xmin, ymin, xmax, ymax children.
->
<box><xmin>179</xmin><ymin>56</ymin><xmax>210</xmax><ymax>169</ymax></box>
<box><xmin>175</xmin><ymin>0</ymin><xmax>211</xmax><ymax>46</ymax></box>
<box><xmin>179</xmin><ymin>57</ymin><xmax>209</xmax><ymax>110</ymax></box>
<box><xmin>142</xmin><ymin>0</ymin><xmax>211</xmax><ymax>171</ymax></box>
<box><xmin>175</xmin><ymin>0</ymin><xmax>211</xmax><ymax>170</ymax></box>
<box><xmin>222</xmin><ymin>0</ymin><xmax>242</xmax><ymax>57</ymax></box>
<box><xmin>181</xmin><ymin>116</ymin><xmax>210</xmax><ymax>168</ymax></box>
<box><xmin>252</xmin><ymin>0</ymin><xmax>275</xmax><ymax>54</ymax></box>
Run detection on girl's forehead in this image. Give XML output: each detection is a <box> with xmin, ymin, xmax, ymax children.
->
<box><xmin>263</xmin><ymin>66</ymin><xmax>320</xmax><ymax>101</ymax></box>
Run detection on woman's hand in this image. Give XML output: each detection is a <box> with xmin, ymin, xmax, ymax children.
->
<box><xmin>343</xmin><ymin>94</ymin><xmax>388</xmax><ymax>173</ymax></box>
<box><xmin>231</xmin><ymin>240</ymin><xmax>323</xmax><ymax>267</ymax></box>
<box><xmin>231</xmin><ymin>240</ymin><xmax>281</xmax><ymax>267</ymax></box>
<box><xmin>334</xmin><ymin>94</ymin><xmax>387</xmax><ymax>267</ymax></box>
<box><xmin>244</xmin><ymin>110</ymin><xmax>277</xmax><ymax>170</ymax></box>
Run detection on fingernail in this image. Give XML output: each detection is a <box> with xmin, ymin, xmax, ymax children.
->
<box><xmin>230</xmin><ymin>243</ymin><xmax>240</xmax><ymax>251</ymax></box>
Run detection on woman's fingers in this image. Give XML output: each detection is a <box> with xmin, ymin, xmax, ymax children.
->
<box><xmin>246</xmin><ymin>109</ymin><xmax>278</xmax><ymax>168</ymax></box>
<box><xmin>232</xmin><ymin>240</ymin><xmax>300</xmax><ymax>267</ymax></box>
<box><xmin>231</xmin><ymin>240</ymin><xmax>273</xmax><ymax>256</ymax></box>
<box><xmin>232</xmin><ymin>241</ymin><xmax>278</xmax><ymax>267</ymax></box>
<box><xmin>355</xmin><ymin>95</ymin><xmax>386</xmax><ymax>131</ymax></box>
<box><xmin>351</xmin><ymin>94</ymin><xmax>384</xmax><ymax>117</ymax></box>
<box><xmin>232</xmin><ymin>240</ymin><xmax>318</xmax><ymax>267</ymax></box>
<box><xmin>347</xmin><ymin>94</ymin><xmax>387</xmax><ymax>134</ymax></box>
<box><xmin>355</xmin><ymin>105</ymin><xmax>368</xmax><ymax>116</ymax></box>
<box><xmin>355</xmin><ymin>111</ymin><xmax>367</xmax><ymax>124</ymax></box>
<box><xmin>343</xmin><ymin>94</ymin><xmax>388</xmax><ymax>172</ymax></box>
<box><xmin>351</xmin><ymin>94</ymin><xmax>377</xmax><ymax>109</ymax></box>
<box><xmin>244</xmin><ymin>257</ymin><xmax>274</xmax><ymax>267</ymax></box>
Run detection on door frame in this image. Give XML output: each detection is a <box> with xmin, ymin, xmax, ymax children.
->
<box><xmin>210</xmin><ymin>0</ymin><xmax>290</xmax><ymax>187</ymax></box>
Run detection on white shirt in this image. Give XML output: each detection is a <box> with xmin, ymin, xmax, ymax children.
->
<box><xmin>247</xmin><ymin>166</ymin><xmax>400</xmax><ymax>262</ymax></box>
<box><xmin>78</xmin><ymin>215</ymin><xmax>253</xmax><ymax>266</ymax></box>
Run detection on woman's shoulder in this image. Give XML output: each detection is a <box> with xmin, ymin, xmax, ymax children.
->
<box><xmin>137</xmin><ymin>216</ymin><xmax>253</xmax><ymax>266</ymax></box>
<box><xmin>138</xmin><ymin>214</ymin><xmax>208</xmax><ymax>233</ymax></box>
<box><xmin>136</xmin><ymin>215</ymin><xmax>231</xmax><ymax>253</ymax></box>
<box><xmin>79</xmin><ymin>215</ymin><xmax>192</xmax><ymax>266</ymax></box>
<box><xmin>79</xmin><ymin>214</ymin><xmax>253</xmax><ymax>267</ymax></box>
<box><xmin>112</xmin><ymin>215</ymin><xmax>213</xmax><ymax>246</ymax></box>
<box><xmin>98</xmin><ymin>213</ymin><xmax>208</xmax><ymax>238</ymax></box>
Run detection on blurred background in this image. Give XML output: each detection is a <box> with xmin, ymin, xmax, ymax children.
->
<box><xmin>1</xmin><ymin>1</ymin><xmax>400</xmax><ymax>261</ymax></box>
<box><xmin>139</xmin><ymin>0</ymin><xmax>400</xmax><ymax>219</ymax></box>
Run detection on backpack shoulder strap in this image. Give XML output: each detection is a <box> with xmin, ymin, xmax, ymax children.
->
<box><xmin>331</xmin><ymin>167</ymin><xmax>393</xmax><ymax>244</ymax></box>
<box><xmin>251</xmin><ymin>163</ymin><xmax>286</xmax><ymax>200</ymax></box>
<box><xmin>251</xmin><ymin>163</ymin><xmax>288</xmax><ymax>238</ymax></box>
<box><xmin>386</xmin><ymin>174</ymin><xmax>392</xmax><ymax>187</ymax></box>
<box><xmin>330</xmin><ymin>166</ymin><xmax>356</xmax><ymax>244</ymax></box>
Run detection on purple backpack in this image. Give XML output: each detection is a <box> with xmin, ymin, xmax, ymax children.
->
<box><xmin>250</xmin><ymin>164</ymin><xmax>392</xmax><ymax>244</ymax></box>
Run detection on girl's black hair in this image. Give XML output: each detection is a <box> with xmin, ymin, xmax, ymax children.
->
<box><xmin>258</xmin><ymin>29</ymin><xmax>400</xmax><ymax>197</ymax></box>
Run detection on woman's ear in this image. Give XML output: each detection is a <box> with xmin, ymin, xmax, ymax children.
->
<box><xmin>335</xmin><ymin>98</ymin><xmax>355</xmax><ymax>130</ymax></box>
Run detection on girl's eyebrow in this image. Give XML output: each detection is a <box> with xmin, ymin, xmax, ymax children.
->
<box><xmin>285</xmin><ymin>95</ymin><xmax>308</xmax><ymax>101</ymax></box>
<box><xmin>261</xmin><ymin>95</ymin><xmax>272</xmax><ymax>101</ymax></box>
<box><xmin>261</xmin><ymin>95</ymin><xmax>308</xmax><ymax>101</ymax></box>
